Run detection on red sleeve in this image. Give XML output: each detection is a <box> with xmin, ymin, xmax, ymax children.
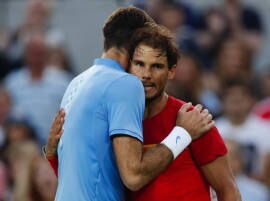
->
<box><xmin>190</xmin><ymin>126</ymin><xmax>227</xmax><ymax>166</ymax></box>
<box><xmin>47</xmin><ymin>156</ymin><xmax>59</xmax><ymax>177</ymax></box>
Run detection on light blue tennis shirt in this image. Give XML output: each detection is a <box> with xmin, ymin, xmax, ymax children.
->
<box><xmin>54</xmin><ymin>58</ymin><xmax>145</xmax><ymax>201</ymax></box>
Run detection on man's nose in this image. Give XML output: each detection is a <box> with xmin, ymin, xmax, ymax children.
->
<box><xmin>142</xmin><ymin>68</ymin><xmax>151</xmax><ymax>80</ymax></box>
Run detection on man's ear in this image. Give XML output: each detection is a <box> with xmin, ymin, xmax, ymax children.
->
<box><xmin>168</xmin><ymin>64</ymin><xmax>176</xmax><ymax>80</ymax></box>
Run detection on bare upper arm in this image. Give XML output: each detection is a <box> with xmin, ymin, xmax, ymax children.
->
<box><xmin>112</xmin><ymin>135</ymin><xmax>143</xmax><ymax>189</ymax></box>
<box><xmin>201</xmin><ymin>155</ymin><xmax>241</xmax><ymax>201</ymax></box>
<box><xmin>201</xmin><ymin>155</ymin><xmax>234</xmax><ymax>190</ymax></box>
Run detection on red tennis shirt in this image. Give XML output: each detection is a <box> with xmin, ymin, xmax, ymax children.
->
<box><xmin>132</xmin><ymin>96</ymin><xmax>227</xmax><ymax>201</ymax></box>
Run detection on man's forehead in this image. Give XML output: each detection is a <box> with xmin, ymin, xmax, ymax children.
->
<box><xmin>133</xmin><ymin>44</ymin><xmax>167</xmax><ymax>58</ymax></box>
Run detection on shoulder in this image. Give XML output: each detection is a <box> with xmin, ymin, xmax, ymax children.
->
<box><xmin>5</xmin><ymin>68</ymin><xmax>26</xmax><ymax>81</ymax></box>
<box><xmin>44</xmin><ymin>68</ymin><xmax>72</xmax><ymax>84</ymax></box>
<box><xmin>249</xmin><ymin>116</ymin><xmax>270</xmax><ymax>134</ymax></box>
<box><xmin>4</xmin><ymin>68</ymin><xmax>27</xmax><ymax>89</ymax></box>
<box><xmin>108</xmin><ymin>74</ymin><xmax>144</xmax><ymax>94</ymax></box>
<box><xmin>115</xmin><ymin>73</ymin><xmax>142</xmax><ymax>85</ymax></box>
<box><xmin>64</xmin><ymin>68</ymin><xmax>93</xmax><ymax>90</ymax></box>
<box><xmin>103</xmin><ymin>74</ymin><xmax>144</xmax><ymax>106</ymax></box>
<box><xmin>167</xmin><ymin>96</ymin><xmax>186</xmax><ymax>110</ymax></box>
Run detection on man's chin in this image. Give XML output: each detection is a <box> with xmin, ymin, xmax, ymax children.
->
<box><xmin>145</xmin><ymin>91</ymin><xmax>165</xmax><ymax>104</ymax></box>
<box><xmin>145</xmin><ymin>95</ymin><xmax>158</xmax><ymax>103</ymax></box>
<box><xmin>145</xmin><ymin>93</ymin><xmax>155</xmax><ymax>100</ymax></box>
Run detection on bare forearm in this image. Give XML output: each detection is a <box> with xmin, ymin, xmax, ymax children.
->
<box><xmin>201</xmin><ymin>156</ymin><xmax>242</xmax><ymax>201</ymax></box>
<box><xmin>113</xmin><ymin>137</ymin><xmax>173</xmax><ymax>191</ymax></box>
<box><xmin>216</xmin><ymin>186</ymin><xmax>242</xmax><ymax>201</ymax></box>
<box><xmin>134</xmin><ymin>127</ymin><xmax>193</xmax><ymax>186</ymax></box>
<box><xmin>136</xmin><ymin>144</ymin><xmax>173</xmax><ymax>187</ymax></box>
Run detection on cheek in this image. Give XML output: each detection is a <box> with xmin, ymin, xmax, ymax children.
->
<box><xmin>130</xmin><ymin>66</ymin><xmax>142</xmax><ymax>78</ymax></box>
<box><xmin>155</xmin><ymin>73</ymin><xmax>168</xmax><ymax>88</ymax></box>
<box><xmin>129</xmin><ymin>66</ymin><xmax>136</xmax><ymax>74</ymax></box>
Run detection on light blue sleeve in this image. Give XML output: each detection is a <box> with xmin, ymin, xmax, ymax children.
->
<box><xmin>105</xmin><ymin>75</ymin><xmax>145</xmax><ymax>142</ymax></box>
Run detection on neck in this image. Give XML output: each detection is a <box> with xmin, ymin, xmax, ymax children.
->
<box><xmin>43</xmin><ymin>198</ymin><xmax>53</xmax><ymax>201</ymax></box>
<box><xmin>144</xmin><ymin>93</ymin><xmax>168</xmax><ymax>119</ymax></box>
<box><xmin>102</xmin><ymin>47</ymin><xmax>128</xmax><ymax>71</ymax></box>
<box><xmin>225</xmin><ymin>1</ymin><xmax>240</xmax><ymax>8</ymax></box>
<box><xmin>229</xmin><ymin>115</ymin><xmax>247</xmax><ymax>125</ymax></box>
<box><xmin>0</xmin><ymin>117</ymin><xmax>5</xmax><ymax>126</ymax></box>
<box><xmin>29</xmin><ymin>66</ymin><xmax>44</xmax><ymax>81</ymax></box>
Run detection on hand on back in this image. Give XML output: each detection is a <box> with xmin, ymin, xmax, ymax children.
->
<box><xmin>46</xmin><ymin>109</ymin><xmax>65</xmax><ymax>158</ymax></box>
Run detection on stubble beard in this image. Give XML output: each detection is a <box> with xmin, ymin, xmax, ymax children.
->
<box><xmin>145</xmin><ymin>89</ymin><xmax>164</xmax><ymax>106</ymax></box>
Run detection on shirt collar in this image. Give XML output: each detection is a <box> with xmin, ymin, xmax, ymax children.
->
<box><xmin>94</xmin><ymin>58</ymin><xmax>125</xmax><ymax>72</ymax></box>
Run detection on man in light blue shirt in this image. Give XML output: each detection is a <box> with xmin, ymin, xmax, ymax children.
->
<box><xmin>5</xmin><ymin>35</ymin><xmax>70</xmax><ymax>145</ymax></box>
<box><xmin>51</xmin><ymin>7</ymin><xmax>214</xmax><ymax>201</ymax></box>
<box><xmin>55</xmin><ymin>57</ymin><xmax>145</xmax><ymax>201</ymax></box>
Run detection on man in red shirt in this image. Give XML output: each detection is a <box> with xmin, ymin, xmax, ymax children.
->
<box><xmin>46</xmin><ymin>24</ymin><xmax>241</xmax><ymax>201</ymax></box>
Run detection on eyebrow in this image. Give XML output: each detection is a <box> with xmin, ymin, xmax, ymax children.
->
<box><xmin>132</xmin><ymin>59</ymin><xmax>144</xmax><ymax>64</ymax></box>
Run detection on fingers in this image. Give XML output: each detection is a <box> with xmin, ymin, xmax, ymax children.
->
<box><xmin>201</xmin><ymin>108</ymin><xmax>213</xmax><ymax>122</ymax></box>
<box><xmin>194</xmin><ymin>104</ymin><xmax>203</xmax><ymax>112</ymax></box>
<box><xmin>56</xmin><ymin>109</ymin><xmax>65</xmax><ymax>118</ymax></box>
<box><xmin>54</xmin><ymin>111</ymin><xmax>63</xmax><ymax>126</ymax></box>
<box><xmin>59</xmin><ymin>108</ymin><xmax>65</xmax><ymax>116</ymax></box>
<box><xmin>53</xmin><ymin>110</ymin><xmax>60</xmax><ymax>124</ymax></box>
<box><xmin>55</xmin><ymin>129</ymin><xmax>64</xmax><ymax>141</ymax></box>
<box><xmin>55</xmin><ymin>117</ymin><xmax>64</xmax><ymax>133</ymax></box>
<box><xmin>193</xmin><ymin>105</ymin><xmax>214</xmax><ymax>134</ymax></box>
<box><xmin>52</xmin><ymin>109</ymin><xmax>65</xmax><ymax>134</ymax></box>
<box><xmin>204</xmin><ymin>120</ymin><xmax>215</xmax><ymax>131</ymax></box>
<box><xmin>207</xmin><ymin>114</ymin><xmax>213</xmax><ymax>123</ymax></box>
<box><xmin>201</xmin><ymin>108</ymin><xmax>208</xmax><ymax>115</ymax></box>
<box><xmin>201</xmin><ymin>108</ymin><xmax>214</xmax><ymax>128</ymax></box>
<box><xmin>179</xmin><ymin>102</ymin><xmax>192</xmax><ymax>112</ymax></box>
<box><xmin>56</xmin><ymin>117</ymin><xmax>65</xmax><ymax>133</ymax></box>
<box><xmin>179</xmin><ymin>103</ymin><xmax>203</xmax><ymax>113</ymax></box>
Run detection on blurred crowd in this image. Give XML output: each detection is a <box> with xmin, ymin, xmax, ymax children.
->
<box><xmin>0</xmin><ymin>0</ymin><xmax>72</xmax><ymax>200</ymax></box>
<box><xmin>0</xmin><ymin>0</ymin><xmax>269</xmax><ymax>200</ymax></box>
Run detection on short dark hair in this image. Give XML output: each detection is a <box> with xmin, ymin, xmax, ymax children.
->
<box><xmin>129</xmin><ymin>23</ymin><xmax>179</xmax><ymax>69</ymax></box>
<box><xmin>221</xmin><ymin>78</ymin><xmax>257</xmax><ymax>99</ymax></box>
<box><xmin>103</xmin><ymin>6</ymin><xmax>154</xmax><ymax>51</ymax></box>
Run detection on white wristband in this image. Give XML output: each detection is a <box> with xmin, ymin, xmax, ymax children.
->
<box><xmin>161</xmin><ymin>126</ymin><xmax>192</xmax><ymax>159</ymax></box>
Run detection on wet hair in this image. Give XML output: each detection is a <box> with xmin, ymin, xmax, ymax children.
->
<box><xmin>129</xmin><ymin>23</ymin><xmax>179</xmax><ymax>69</ymax></box>
<box><xmin>103</xmin><ymin>6</ymin><xmax>154</xmax><ymax>51</ymax></box>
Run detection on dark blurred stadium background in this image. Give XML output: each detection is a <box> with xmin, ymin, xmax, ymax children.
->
<box><xmin>0</xmin><ymin>0</ymin><xmax>270</xmax><ymax>201</ymax></box>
